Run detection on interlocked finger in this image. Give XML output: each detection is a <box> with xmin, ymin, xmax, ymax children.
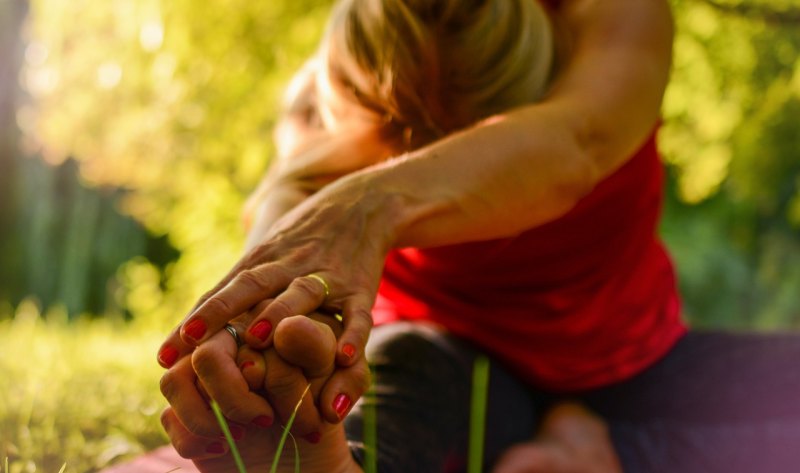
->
<box><xmin>159</xmin><ymin>355</ymin><xmax>222</xmax><ymax>437</ymax></box>
<box><xmin>244</xmin><ymin>274</ymin><xmax>331</xmax><ymax>349</ymax></box>
<box><xmin>177</xmin><ymin>262</ymin><xmax>292</xmax><ymax>346</ymax></box>
<box><xmin>192</xmin><ymin>329</ymin><xmax>275</xmax><ymax>428</ymax></box>
<box><xmin>161</xmin><ymin>407</ymin><xmax>229</xmax><ymax>460</ymax></box>
<box><xmin>263</xmin><ymin>349</ymin><xmax>326</xmax><ymax>442</ymax></box>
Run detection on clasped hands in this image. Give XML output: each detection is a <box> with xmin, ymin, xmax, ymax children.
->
<box><xmin>160</xmin><ymin>302</ymin><xmax>369</xmax><ymax>469</ymax></box>
<box><xmin>155</xmin><ymin>172</ymin><xmax>393</xmax><ymax>467</ymax></box>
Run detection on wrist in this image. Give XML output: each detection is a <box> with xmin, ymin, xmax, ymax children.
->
<box><xmin>342</xmin><ymin>160</ymin><xmax>451</xmax><ymax>251</ymax></box>
<box><xmin>343</xmin><ymin>169</ymin><xmax>410</xmax><ymax>252</ymax></box>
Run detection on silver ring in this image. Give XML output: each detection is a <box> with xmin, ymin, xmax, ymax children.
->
<box><xmin>224</xmin><ymin>324</ymin><xmax>244</xmax><ymax>347</ymax></box>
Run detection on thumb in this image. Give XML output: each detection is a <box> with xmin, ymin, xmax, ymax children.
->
<box><xmin>274</xmin><ymin>315</ymin><xmax>337</xmax><ymax>379</ymax></box>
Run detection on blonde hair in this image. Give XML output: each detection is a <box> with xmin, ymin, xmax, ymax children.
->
<box><xmin>316</xmin><ymin>0</ymin><xmax>555</xmax><ymax>149</ymax></box>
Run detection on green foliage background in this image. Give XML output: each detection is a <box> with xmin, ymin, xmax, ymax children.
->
<box><xmin>6</xmin><ymin>0</ymin><xmax>800</xmax><ymax>329</ymax></box>
<box><xmin>0</xmin><ymin>0</ymin><xmax>799</xmax><ymax>471</ymax></box>
<box><xmin>662</xmin><ymin>0</ymin><xmax>800</xmax><ymax>328</ymax></box>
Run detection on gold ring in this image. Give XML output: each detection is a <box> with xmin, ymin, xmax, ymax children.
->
<box><xmin>307</xmin><ymin>274</ymin><xmax>330</xmax><ymax>299</ymax></box>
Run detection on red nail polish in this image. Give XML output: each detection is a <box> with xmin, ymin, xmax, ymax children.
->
<box><xmin>303</xmin><ymin>432</ymin><xmax>322</xmax><ymax>444</ymax></box>
<box><xmin>228</xmin><ymin>425</ymin><xmax>244</xmax><ymax>441</ymax></box>
<box><xmin>240</xmin><ymin>360</ymin><xmax>255</xmax><ymax>370</ymax></box>
<box><xmin>158</xmin><ymin>345</ymin><xmax>179</xmax><ymax>368</ymax></box>
<box><xmin>253</xmin><ymin>415</ymin><xmax>273</xmax><ymax>428</ymax></box>
<box><xmin>206</xmin><ymin>442</ymin><xmax>225</xmax><ymax>454</ymax></box>
<box><xmin>333</xmin><ymin>393</ymin><xmax>351</xmax><ymax>419</ymax></box>
<box><xmin>342</xmin><ymin>343</ymin><xmax>356</xmax><ymax>358</ymax></box>
<box><xmin>184</xmin><ymin>318</ymin><xmax>207</xmax><ymax>341</ymax></box>
<box><xmin>249</xmin><ymin>320</ymin><xmax>272</xmax><ymax>342</ymax></box>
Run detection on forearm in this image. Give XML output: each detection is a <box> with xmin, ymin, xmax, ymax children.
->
<box><xmin>244</xmin><ymin>181</ymin><xmax>311</xmax><ymax>252</ymax></box>
<box><xmin>326</xmin><ymin>0</ymin><xmax>673</xmax><ymax>249</ymax></box>
<box><xmin>342</xmin><ymin>107</ymin><xmax>596</xmax><ymax>249</ymax></box>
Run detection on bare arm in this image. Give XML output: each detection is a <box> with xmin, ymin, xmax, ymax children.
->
<box><xmin>160</xmin><ymin>0</ymin><xmax>675</xmax><ymax>399</ymax></box>
<box><xmin>320</xmin><ymin>0</ymin><xmax>675</xmax><ymax>248</ymax></box>
<box><xmin>243</xmin><ymin>61</ymin><xmax>393</xmax><ymax>251</ymax></box>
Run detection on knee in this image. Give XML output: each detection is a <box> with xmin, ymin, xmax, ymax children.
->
<box><xmin>366</xmin><ymin>322</ymin><xmax>473</xmax><ymax>380</ymax></box>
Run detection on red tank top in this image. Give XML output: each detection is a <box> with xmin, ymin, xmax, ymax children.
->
<box><xmin>373</xmin><ymin>131</ymin><xmax>686</xmax><ymax>392</ymax></box>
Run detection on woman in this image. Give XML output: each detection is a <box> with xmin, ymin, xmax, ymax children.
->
<box><xmin>154</xmin><ymin>0</ymin><xmax>800</xmax><ymax>472</ymax></box>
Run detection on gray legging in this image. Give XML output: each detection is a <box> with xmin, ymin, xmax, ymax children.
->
<box><xmin>346</xmin><ymin>323</ymin><xmax>800</xmax><ymax>473</ymax></box>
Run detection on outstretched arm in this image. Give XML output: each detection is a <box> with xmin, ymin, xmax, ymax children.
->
<box><xmin>159</xmin><ymin>0</ymin><xmax>674</xmax><ymax>409</ymax></box>
<box><xmin>347</xmin><ymin>0</ymin><xmax>674</xmax><ymax>247</ymax></box>
<box><xmin>243</xmin><ymin>60</ymin><xmax>393</xmax><ymax>251</ymax></box>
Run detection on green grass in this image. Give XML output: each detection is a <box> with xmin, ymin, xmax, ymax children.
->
<box><xmin>1</xmin><ymin>301</ymin><xmax>492</xmax><ymax>473</ymax></box>
<box><xmin>361</xmin><ymin>379</ymin><xmax>378</xmax><ymax>473</ymax></box>
<box><xmin>0</xmin><ymin>301</ymin><xmax>167</xmax><ymax>473</ymax></box>
<box><xmin>269</xmin><ymin>383</ymin><xmax>309</xmax><ymax>473</ymax></box>
<box><xmin>468</xmin><ymin>356</ymin><xmax>490</xmax><ymax>473</ymax></box>
<box><xmin>211</xmin><ymin>400</ymin><xmax>248</xmax><ymax>473</ymax></box>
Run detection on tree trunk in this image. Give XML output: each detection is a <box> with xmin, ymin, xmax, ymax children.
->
<box><xmin>0</xmin><ymin>0</ymin><xmax>29</xmax><ymax>303</ymax></box>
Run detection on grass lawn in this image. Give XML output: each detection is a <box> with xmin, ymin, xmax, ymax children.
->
<box><xmin>0</xmin><ymin>301</ymin><xmax>490</xmax><ymax>473</ymax></box>
<box><xmin>0</xmin><ymin>301</ymin><xmax>169</xmax><ymax>473</ymax></box>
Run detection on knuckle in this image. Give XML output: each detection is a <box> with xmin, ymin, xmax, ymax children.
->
<box><xmin>159</xmin><ymin>371</ymin><xmax>177</xmax><ymax>399</ymax></box>
<box><xmin>235</xmin><ymin>268</ymin><xmax>270</xmax><ymax>293</ymax></box>
<box><xmin>191</xmin><ymin>346</ymin><xmax>216</xmax><ymax>378</ymax></box>
<box><xmin>350</xmin><ymin>307</ymin><xmax>374</xmax><ymax>332</ymax></box>
<box><xmin>160</xmin><ymin>408</ymin><xmax>172</xmax><ymax>429</ymax></box>
<box><xmin>221</xmin><ymin>403</ymin><xmax>248</xmax><ymax>422</ymax></box>
<box><xmin>251</xmin><ymin>242</ymin><xmax>274</xmax><ymax>262</ymax></box>
<box><xmin>268</xmin><ymin>297</ymin><xmax>294</xmax><ymax>318</ymax></box>
<box><xmin>182</xmin><ymin>415</ymin><xmax>212</xmax><ymax>437</ymax></box>
<box><xmin>294</xmin><ymin>277</ymin><xmax>322</xmax><ymax>299</ymax></box>
<box><xmin>269</xmin><ymin>262</ymin><xmax>294</xmax><ymax>284</ymax></box>
<box><xmin>197</xmin><ymin>289</ymin><xmax>216</xmax><ymax>306</ymax></box>
<box><xmin>203</xmin><ymin>295</ymin><xmax>235</xmax><ymax>318</ymax></box>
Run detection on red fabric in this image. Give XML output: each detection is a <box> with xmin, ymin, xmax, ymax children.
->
<box><xmin>374</xmin><ymin>131</ymin><xmax>686</xmax><ymax>392</ymax></box>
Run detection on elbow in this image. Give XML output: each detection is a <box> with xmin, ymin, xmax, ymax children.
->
<box><xmin>505</xmin><ymin>148</ymin><xmax>599</xmax><ymax>238</ymax></box>
<box><xmin>555</xmin><ymin>146</ymin><xmax>601</xmax><ymax>209</ymax></box>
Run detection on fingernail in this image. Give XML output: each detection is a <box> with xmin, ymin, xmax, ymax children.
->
<box><xmin>229</xmin><ymin>425</ymin><xmax>244</xmax><ymax>441</ymax></box>
<box><xmin>206</xmin><ymin>442</ymin><xmax>225</xmax><ymax>454</ymax></box>
<box><xmin>249</xmin><ymin>320</ymin><xmax>272</xmax><ymax>342</ymax></box>
<box><xmin>158</xmin><ymin>345</ymin><xmax>179</xmax><ymax>368</ymax></box>
<box><xmin>333</xmin><ymin>393</ymin><xmax>351</xmax><ymax>419</ymax></box>
<box><xmin>342</xmin><ymin>343</ymin><xmax>356</xmax><ymax>359</ymax></box>
<box><xmin>184</xmin><ymin>318</ymin><xmax>207</xmax><ymax>341</ymax></box>
<box><xmin>252</xmin><ymin>415</ymin><xmax>273</xmax><ymax>428</ymax></box>
<box><xmin>303</xmin><ymin>432</ymin><xmax>321</xmax><ymax>444</ymax></box>
<box><xmin>240</xmin><ymin>360</ymin><xmax>255</xmax><ymax>370</ymax></box>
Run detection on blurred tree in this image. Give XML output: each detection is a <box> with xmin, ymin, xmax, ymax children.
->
<box><xmin>1</xmin><ymin>0</ymin><xmax>178</xmax><ymax>319</ymax></box>
<box><xmin>5</xmin><ymin>0</ymin><xmax>800</xmax><ymax>329</ymax></box>
<box><xmin>0</xmin><ymin>0</ymin><xmax>28</xmax><ymax>306</ymax></box>
<box><xmin>662</xmin><ymin>0</ymin><xmax>800</xmax><ymax>327</ymax></box>
<box><xmin>14</xmin><ymin>0</ymin><xmax>333</xmax><ymax>327</ymax></box>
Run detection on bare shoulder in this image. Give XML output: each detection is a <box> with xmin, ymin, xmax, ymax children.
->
<box><xmin>542</xmin><ymin>0</ymin><xmax>674</xmax><ymax>176</ymax></box>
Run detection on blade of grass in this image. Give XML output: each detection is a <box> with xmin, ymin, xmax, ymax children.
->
<box><xmin>211</xmin><ymin>400</ymin><xmax>247</xmax><ymax>473</ymax></box>
<box><xmin>270</xmin><ymin>383</ymin><xmax>311</xmax><ymax>473</ymax></box>
<box><xmin>288</xmin><ymin>432</ymin><xmax>300</xmax><ymax>473</ymax></box>
<box><xmin>58</xmin><ymin>464</ymin><xmax>67</xmax><ymax>473</ymax></box>
<box><xmin>467</xmin><ymin>355</ymin><xmax>490</xmax><ymax>473</ymax></box>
